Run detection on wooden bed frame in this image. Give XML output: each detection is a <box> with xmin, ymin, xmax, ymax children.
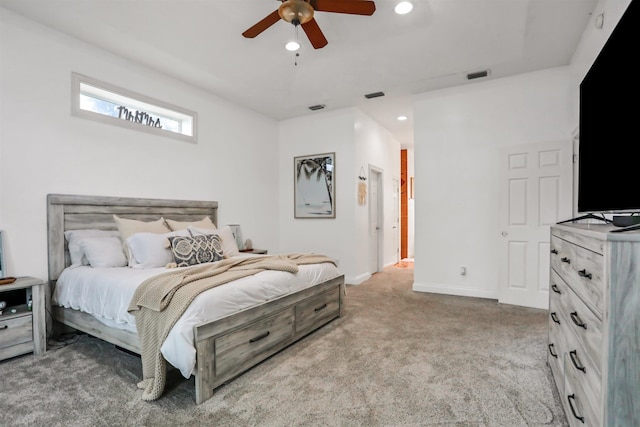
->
<box><xmin>47</xmin><ymin>194</ymin><xmax>345</xmax><ymax>404</ymax></box>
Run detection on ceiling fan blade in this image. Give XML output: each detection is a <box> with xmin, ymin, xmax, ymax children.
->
<box><xmin>242</xmin><ymin>10</ymin><xmax>281</xmax><ymax>38</ymax></box>
<box><xmin>311</xmin><ymin>0</ymin><xmax>376</xmax><ymax>15</ymax></box>
<box><xmin>302</xmin><ymin>18</ymin><xmax>328</xmax><ymax>49</ymax></box>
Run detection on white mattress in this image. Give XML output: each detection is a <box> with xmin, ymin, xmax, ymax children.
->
<box><xmin>52</xmin><ymin>254</ymin><xmax>341</xmax><ymax>378</ymax></box>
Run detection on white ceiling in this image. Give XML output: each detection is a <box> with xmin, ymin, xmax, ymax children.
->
<box><xmin>0</xmin><ymin>0</ymin><xmax>598</xmax><ymax>147</ymax></box>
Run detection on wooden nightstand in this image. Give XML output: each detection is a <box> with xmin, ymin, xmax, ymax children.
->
<box><xmin>0</xmin><ymin>276</ymin><xmax>46</xmax><ymax>360</ymax></box>
<box><xmin>239</xmin><ymin>249</ymin><xmax>268</xmax><ymax>255</ymax></box>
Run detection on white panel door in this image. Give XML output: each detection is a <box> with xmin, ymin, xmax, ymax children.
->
<box><xmin>369</xmin><ymin>167</ymin><xmax>383</xmax><ymax>274</ymax></box>
<box><xmin>498</xmin><ymin>140</ymin><xmax>572</xmax><ymax>309</ymax></box>
<box><xmin>392</xmin><ymin>178</ymin><xmax>400</xmax><ymax>263</ymax></box>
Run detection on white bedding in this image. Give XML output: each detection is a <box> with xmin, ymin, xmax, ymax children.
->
<box><xmin>52</xmin><ymin>254</ymin><xmax>340</xmax><ymax>378</ymax></box>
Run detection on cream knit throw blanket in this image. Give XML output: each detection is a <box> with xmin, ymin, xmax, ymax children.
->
<box><xmin>127</xmin><ymin>253</ymin><xmax>336</xmax><ymax>401</ymax></box>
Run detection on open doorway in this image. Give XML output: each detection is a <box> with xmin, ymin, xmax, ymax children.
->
<box><xmin>398</xmin><ymin>149</ymin><xmax>414</xmax><ymax>268</ymax></box>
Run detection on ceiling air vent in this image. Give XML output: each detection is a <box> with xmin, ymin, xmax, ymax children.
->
<box><xmin>308</xmin><ymin>104</ymin><xmax>326</xmax><ymax>111</ymax></box>
<box><xmin>467</xmin><ymin>70</ymin><xmax>490</xmax><ymax>80</ymax></box>
<box><xmin>364</xmin><ymin>91</ymin><xmax>385</xmax><ymax>99</ymax></box>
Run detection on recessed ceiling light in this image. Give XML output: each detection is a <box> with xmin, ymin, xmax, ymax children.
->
<box><xmin>285</xmin><ymin>41</ymin><xmax>300</xmax><ymax>51</ymax></box>
<box><xmin>395</xmin><ymin>1</ymin><xmax>413</xmax><ymax>15</ymax></box>
<box><xmin>397</xmin><ymin>115</ymin><xmax>408</xmax><ymax>121</ymax></box>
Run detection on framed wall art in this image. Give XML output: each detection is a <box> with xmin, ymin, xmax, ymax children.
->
<box><xmin>294</xmin><ymin>152</ymin><xmax>335</xmax><ymax>218</ymax></box>
<box><xmin>0</xmin><ymin>230</ymin><xmax>6</xmax><ymax>278</ymax></box>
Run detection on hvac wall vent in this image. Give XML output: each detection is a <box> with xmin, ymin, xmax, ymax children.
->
<box><xmin>308</xmin><ymin>104</ymin><xmax>326</xmax><ymax>111</ymax></box>
<box><xmin>364</xmin><ymin>91</ymin><xmax>385</xmax><ymax>99</ymax></box>
<box><xmin>466</xmin><ymin>70</ymin><xmax>490</xmax><ymax>80</ymax></box>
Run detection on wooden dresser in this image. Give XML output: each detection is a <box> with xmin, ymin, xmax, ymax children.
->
<box><xmin>548</xmin><ymin>224</ymin><xmax>639</xmax><ymax>427</ymax></box>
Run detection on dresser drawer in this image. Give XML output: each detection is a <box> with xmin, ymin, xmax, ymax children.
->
<box><xmin>547</xmin><ymin>296</ymin><xmax>566</xmax><ymax>392</ymax></box>
<box><xmin>555</xmin><ymin>280</ymin><xmax>603</xmax><ymax>374</ymax></box>
<box><xmin>295</xmin><ymin>287</ymin><xmax>340</xmax><ymax>336</ymax></box>
<box><xmin>215</xmin><ymin>308</ymin><xmax>294</xmax><ymax>378</ymax></box>
<box><xmin>564</xmin><ymin>348</ymin><xmax>602</xmax><ymax>427</ymax></box>
<box><xmin>550</xmin><ymin>235</ymin><xmax>604</xmax><ymax>317</ymax></box>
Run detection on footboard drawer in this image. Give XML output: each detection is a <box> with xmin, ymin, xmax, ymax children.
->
<box><xmin>214</xmin><ymin>308</ymin><xmax>294</xmax><ymax>378</ymax></box>
<box><xmin>295</xmin><ymin>287</ymin><xmax>340</xmax><ymax>336</ymax></box>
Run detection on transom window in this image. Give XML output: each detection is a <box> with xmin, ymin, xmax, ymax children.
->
<box><xmin>72</xmin><ymin>73</ymin><xmax>197</xmax><ymax>143</ymax></box>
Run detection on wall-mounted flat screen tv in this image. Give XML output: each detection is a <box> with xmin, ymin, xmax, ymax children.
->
<box><xmin>577</xmin><ymin>0</ymin><xmax>639</xmax><ymax>213</ymax></box>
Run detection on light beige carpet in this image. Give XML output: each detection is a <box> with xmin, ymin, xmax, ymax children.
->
<box><xmin>0</xmin><ymin>265</ymin><xmax>567</xmax><ymax>426</ymax></box>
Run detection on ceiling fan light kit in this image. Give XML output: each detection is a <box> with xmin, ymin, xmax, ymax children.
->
<box><xmin>279</xmin><ymin>0</ymin><xmax>314</xmax><ymax>25</ymax></box>
<box><xmin>285</xmin><ymin>40</ymin><xmax>301</xmax><ymax>51</ymax></box>
<box><xmin>242</xmin><ymin>0</ymin><xmax>376</xmax><ymax>50</ymax></box>
<box><xmin>394</xmin><ymin>1</ymin><xmax>413</xmax><ymax>15</ymax></box>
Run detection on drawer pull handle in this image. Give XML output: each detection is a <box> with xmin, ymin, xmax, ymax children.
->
<box><xmin>561</xmin><ymin>257</ymin><xmax>571</xmax><ymax>264</ymax></box>
<box><xmin>249</xmin><ymin>331</ymin><xmax>270</xmax><ymax>343</ymax></box>
<box><xmin>570</xmin><ymin>311</ymin><xmax>587</xmax><ymax>330</ymax></box>
<box><xmin>548</xmin><ymin>343</ymin><xmax>558</xmax><ymax>358</ymax></box>
<box><xmin>550</xmin><ymin>312</ymin><xmax>561</xmax><ymax>324</ymax></box>
<box><xmin>314</xmin><ymin>303</ymin><xmax>327</xmax><ymax>312</ymax></box>
<box><xmin>0</xmin><ymin>325</ymin><xmax>7</xmax><ymax>330</ymax></box>
<box><xmin>551</xmin><ymin>284</ymin><xmax>561</xmax><ymax>294</ymax></box>
<box><xmin>578</xmin><ymin>269</ymin><xmax>592</xmax><ymax>280</ymax></box>
<box><xmin>551</xmin><ymin>249</ymin><xmax>558</xmax><ymax>255</ymax></box>
<box><xmin>569</xmin><ymin>350</ymin><xmax>587</xmax><ymax>373</ymax></box>
<box><xmin>567</xmin><ymin>394</ymin><xmax>585</xmax><ymax>423</ymax></box>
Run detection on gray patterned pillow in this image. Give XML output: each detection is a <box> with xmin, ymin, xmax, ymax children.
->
<box><xmin>167</xmin><ymin>234</ymin><xmax>223</xmax><ymax>267</ymax></box>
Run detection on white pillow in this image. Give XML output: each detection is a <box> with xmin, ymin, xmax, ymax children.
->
<box><xmin>64</xmin><ymin>229</ymin><xmax>120</xmax><ymax>266</ymax></box>
<box><xmin>126</xmin><ymin>230</ymin><xmax>190</xmax><ymax>268</ymax></box>
<box><xmin>78</xmin><ymin>236</ymin><xmax>128</xmax><ymax>268</ymax></box>
<box><xmin>166</xmin><ymin>216</ymin><xmax>216</xmax><ymax>231</ymax></box>
<box><xmin>189</xmin><ymin>225</ymin><xmax>239</xmax><ymax>258</ymax></box>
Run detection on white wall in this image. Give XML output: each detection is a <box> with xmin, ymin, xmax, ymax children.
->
<box><xmin>354</xmin><ymin>110</ymin><xmax>401</xmax><ymax>276</ymax></box>
<box><xmin>278</xmin><ymin>109</ymin><xmax>356</xmax><ymax>279</ymax></box>
<box><xmin>278</xmin><ymin>108</ymin><xmax>399</xmax><ymax>284</ymax></box>
<box><xmin>412</xmin><ymin>67</ymin><xmax>575</xmax><ymax>298</ymax></box>
<box><xmin>570</xmin><ymin>0</ymin><xmax>633</xmax><ymax>83</ymax></box>
<box><xmin>0</xmin><ymin>10</ymin><xmax>280</xmax><ymax>281</ymax></box>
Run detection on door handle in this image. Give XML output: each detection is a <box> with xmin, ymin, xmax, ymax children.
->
<box><xmin>501</xmin><ymin>231</ymin><xmax>508</xmax><ymax>237</ymax></box>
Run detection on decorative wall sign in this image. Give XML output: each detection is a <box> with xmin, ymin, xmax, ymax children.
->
<box><xmin>117</xmin><ymin>106</ymin><xmax>162</xmax><ymax>128</ymax></box>
<box><xmin>294</xmin><ymin>152</ymin><xmax>335</xmax><ymax>218</ymax></box>
<box><xmin>358</xmin><ymin>166</ymin><xmax>367</xmax><ymax>205</ymax></box>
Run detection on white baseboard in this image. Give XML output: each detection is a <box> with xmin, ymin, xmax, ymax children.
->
<box><xmin>345</xmin><ymin>272</ymin><xmax>372</xmax><ymax>285</ymax></box>
<box><xmin>412</xmin><ymin>282</ymin><xmax>498</xmax><ymax>300</ymax></box>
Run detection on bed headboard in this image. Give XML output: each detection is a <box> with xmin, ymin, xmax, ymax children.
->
<box><xmin>47</xmin><ymin>194</ymin><xmax>219</xmax><ymax>282</ymax></box>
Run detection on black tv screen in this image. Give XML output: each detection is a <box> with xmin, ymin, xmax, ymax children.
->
<box><xmin>578</xmin><ymin>0</ymin><xmax>640</xmax><ymax>213</ymax></box>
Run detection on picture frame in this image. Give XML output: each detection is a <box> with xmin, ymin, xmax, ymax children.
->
<box><xmin>294</xmin><ymin>152</ymin><xmax>335</xmax><ymax>218</ymax></box>
<box><xmin>0</xmin><ymin>230</ymin><xmax>6</xmax><ymax>278</ymax></box>
<box><xmin>227</xmin><ymin>224</ymin><xmax>244</xmax><ymax>251</ymax></box>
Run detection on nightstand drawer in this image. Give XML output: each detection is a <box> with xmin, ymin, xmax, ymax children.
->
<box><xmin>0</xmin><ymin>313</ymin><xmax>33</xmax><ymax>350</ymax></box>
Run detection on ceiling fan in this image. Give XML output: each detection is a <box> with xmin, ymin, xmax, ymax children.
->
<box><xmin>242</xmin><ymin>0</ymin><xmax>376</xmax><ymax>49</ymax></box>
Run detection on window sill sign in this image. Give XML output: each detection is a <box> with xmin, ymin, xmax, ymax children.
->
<box><xmin>71</xmin><ymin>72</ymin><xmax>197</xmax><ymax>143</ymax></box>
